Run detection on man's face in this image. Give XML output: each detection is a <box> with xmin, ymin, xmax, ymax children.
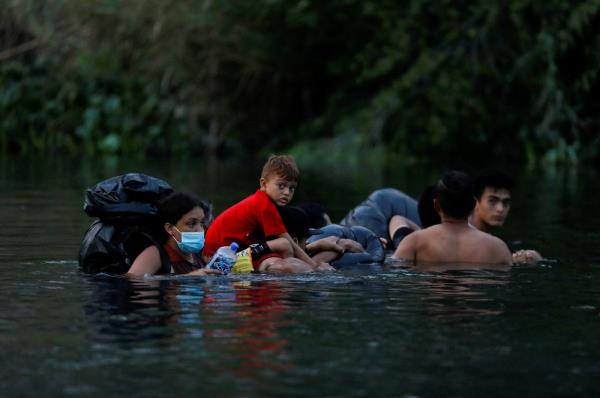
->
<box><xmin>260</xmin><ymin>174</ymin><xmax>297</xmax><ymax>206</ymax></box>
<box><xmin>474</xmin><ymin>187</ymin><xmax>511</xmax><ymax>228</ymax></box>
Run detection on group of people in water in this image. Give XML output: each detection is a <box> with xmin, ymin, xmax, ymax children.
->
<box><xmin>126</xmin><ymin>154</ymin><xmax>542</xmax><ymax>277</ymax></box>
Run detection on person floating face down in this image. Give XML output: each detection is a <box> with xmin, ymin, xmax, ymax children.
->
<box><xmin>469</xmin><ymin>170</ymin><xmax>542</xmax><ymax>263</ymax></box>
<box><xmin>299</xmin><ymin>190</ymin><xmax>439</xmax><ymax>251</ymax></box>
<box><xmin>338</xmin><ymin>188</ymin><xmax>422</xmax><ymax>250</ymax></box>
<box><xmin>203</xmin><ymin>154</ymin><xmax>334</xmax><ymax>273</ymax></box>
<box><xmin>391</xmin><ymin>170</ymin><xmax>513</xmax><ymax>266</ymax></box>
<box><xmin>278</xmin><ymin>205</ymin><xmax>367</xmax><ymax>265</ymax></box>
<box><xmin>127</xmin><ymin>191</ymin><xmax>222</xmax><ymax>277</ymax></box>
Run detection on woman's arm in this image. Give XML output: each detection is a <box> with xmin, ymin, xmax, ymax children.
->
<box><xmin>129</xmin><ymin>245</ymin><xmax>222</xmax><ymax>277</ymax></box>
<box><xmin>127</xmin><ymin>245</ymin><xmax>163</xmax><ymax>276</ymax></box>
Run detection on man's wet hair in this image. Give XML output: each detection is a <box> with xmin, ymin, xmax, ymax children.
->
<box><xmin>474</xmin><ymin>169</ymin><xmax>513</xmax><ymax>199</ymax></box>
<box><xmin>436</xmin><ymin>171</ymin><xmax>475</xmax><ymax>219</ymax></box>
<box><xmin>261</xmin><ymin>154</ymin><xmax>300</xmax><ymax>182</ymax></box>
<box><xmin>296</xmin><ymin>202</ymin><xmax>329</xmax><ymax>229</ymax></box>
<box><xmin>418</xmin><ymin>184</ymin><xmax>441</xmax><ymax>228</ymax></box>
<box><xmin>277</xmin><ymin>205</ymin><xmax>309</xmax><ymax>240</ymax></box>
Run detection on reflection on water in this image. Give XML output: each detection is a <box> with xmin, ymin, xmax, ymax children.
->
<box><xmin>81</xmin><ymin>274</ymin><xmax>297</xmax><ymax>384</ymax></box>
<box><xmin>2</xmin><ymin>156</ymin><xmax>600</xmax><ymax>397</ymax></box>
<box><xmin>2</xmin><ymin>258</ymin><xmax>600</xmax><ymax>397</ymax></box>
<box><xmin>410</xmin><ymin>269</ymin><xmax>510</xmax><ymax>321</ymax></box>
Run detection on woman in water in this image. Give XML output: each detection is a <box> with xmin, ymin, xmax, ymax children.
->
<box><xmin>127</xmin><ymin>191</ymin><xmax>222</xmax><ymax>277</ymax></box>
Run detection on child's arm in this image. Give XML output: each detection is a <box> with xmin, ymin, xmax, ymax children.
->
<box><xmin>265</xmin><ymin>235</ymin><xmax>334</xmax><ymax>271</ymax></box>
<box><xmin>284</xmin><ymin>232</ymin><xmax>319</xmax><ymax>268</ymax></box>
<box><xmin>265</xmin><ymin>237</ymin><xmax>294</xmax><ymax>258</ymax></box>
<box><xmin>269</xmin><ymin>232</ymin><xmax>320</xmax><ymax>268</ymax></box>
<box><xmin>306</xmin><ymin>236</ymin><xmax>365</xmax><ymax>254</ymax></box>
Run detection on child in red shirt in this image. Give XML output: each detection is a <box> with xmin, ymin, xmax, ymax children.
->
<box><xmin>203</xmin><ymin>154</ymin><xmax>333</xmax><ymax>273</ymax></box>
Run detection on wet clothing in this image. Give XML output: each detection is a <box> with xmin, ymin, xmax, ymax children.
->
<box><xmin>306</xmin><ymin>224</ymin><xmax>385</xmax><ymax>268</ymax></box>
<box><xmin>163</xmin><ymin>244</ymin><xmax>204</xmax><ymax>274</ymax></box>
<box><xmin>203</xmin><ymin>190</ymin><xmax>286</xmax><ymax>269</ymax></box>
<box><xmin>340</xmin><ymin>188</ymin><xmax>421</xmax><ymax>249</ymax></box>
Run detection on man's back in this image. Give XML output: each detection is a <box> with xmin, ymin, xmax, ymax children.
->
<box><xmin>395</xmin><ymin>223</ymin><xmax>512</xmax><ymax>265</ymax></box>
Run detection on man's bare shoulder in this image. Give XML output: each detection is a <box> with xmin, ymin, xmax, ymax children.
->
<box><xmin>476</xmin><ymin>229</ymin><xmax>512</xmax><ymax>262</ymax></box>
<box><xmin>412</xmin><ymin>225</ymin><xmax>443</xmax><ymax>239</ymax></box>
<box><xmin>402</xmin><ymin>225</ymin><xmax>447</xmax><ymax>250</ymax></box>
<box><xmin>400</xmin><ymin>226</ymin><xmax>440</xmax><ymax>246</ymax></box>
<box><xmin>479</xmin><ymin>229</ymin><xmax>508</xmax><ymax>246</ymax></box>
<box><xmin>391</xmin><ymin>227</ymin><xmax>426</xmax><ymax>260</ymax></box>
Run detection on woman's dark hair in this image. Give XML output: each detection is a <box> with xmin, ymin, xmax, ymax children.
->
<box><xmin>158</xmin><ymin>191</ymin><xmax>203</xmax><ymax>225</ymax></box>
<box><xmin>154</xmin><ymin>191</ymin><xmax>211</xmax><ymax>243</ymax></box>
<box><xmin>436</xmin><ymin>171</ymin><xmax>475</xmax><ymax>219</ymax></box>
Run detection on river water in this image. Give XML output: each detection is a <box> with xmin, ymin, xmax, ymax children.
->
<box><xmin>1</xmin><ymin>155</ymin><xmax>599</xmax><ymax>397</ymax></box>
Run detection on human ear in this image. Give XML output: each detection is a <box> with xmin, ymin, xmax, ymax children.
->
<box><xmin>259</xmin><ymin>177</ymin><xmax>267</xmax><ymax>190</ymax></box>
<box><xmin>164</xmin><ymin>223</ymin><xmax>175</xmax><ymax>236</ymax></box>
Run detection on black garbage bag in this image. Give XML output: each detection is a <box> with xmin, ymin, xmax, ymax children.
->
<box><xmin>83</xmin><ymin>173</ymin><xmax>174</xmax><ymax>224</ymax></box>
<box><xmin>78</xmin><ymin>173</ymin><xmax>174</xmax><ymax>274</ymax></box>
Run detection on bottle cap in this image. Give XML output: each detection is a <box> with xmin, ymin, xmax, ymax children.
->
<box><xmin>230</xmin><ymin>242</ymin><xmax>239</xmax><ymax>251</ymax></box>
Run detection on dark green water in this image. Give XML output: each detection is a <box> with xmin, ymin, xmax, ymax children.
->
<box><xmin>1</xmin><ymin>156</ymin><xmax>599</xmax><ymax>397</ymax></box>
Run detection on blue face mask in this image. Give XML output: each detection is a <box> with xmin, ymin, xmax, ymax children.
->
<box><xmin>172</xmin><ymin>227</ymin><xmax>205</xmax><ymax>254</ymax></box>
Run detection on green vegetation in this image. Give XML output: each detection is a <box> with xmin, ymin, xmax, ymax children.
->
<box><xmin>1</xmin><ymin>0</ymin><xmax>599</xmax><ymax>165</ymax></box>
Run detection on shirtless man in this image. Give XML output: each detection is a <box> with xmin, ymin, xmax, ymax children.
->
<box><xmin>470</xmin><ymin>170</ymin><xmax>542</xmax><ymax>263</ymax></box>
<box><xmin>391</xmin><ymin>170</ymin><xmax>512</xmax><ymax>266</ymax></box>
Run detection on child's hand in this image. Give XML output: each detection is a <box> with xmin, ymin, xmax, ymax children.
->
<box><xmin>337</xmin><ymin>238</ymin><xmax>364</xmax><ymax>253</ymax></box>
<box><xmin>306</xmin><ymin>236</ymin><xmax>340</xmax><ymax>253</ymax></box>
<box><xmin>315</xmin><ymin>262</ymin><xmax>335</xmax><ymax>272</ymax></box>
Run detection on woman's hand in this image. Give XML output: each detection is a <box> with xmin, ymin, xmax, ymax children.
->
<box><xmin>185</xmin><ymin>268</ymin><xmax>223</xmax><ymax>276</ymax></box>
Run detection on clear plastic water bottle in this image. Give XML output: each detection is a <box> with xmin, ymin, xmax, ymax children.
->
<box><xmin>206</xmin><ymin>242</ymin><xmax>239</xmax><ymax>275</ymax></box>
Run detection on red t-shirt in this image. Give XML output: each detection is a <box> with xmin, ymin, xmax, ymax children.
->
<box><xmin>203</xmin><ymin>190</ymin><xmax>287</xmax><ymax>257</ymax></box>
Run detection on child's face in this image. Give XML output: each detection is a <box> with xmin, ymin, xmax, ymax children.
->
<box><xmin>260</xmin><ymin>174</ymin><xmax>297</xmax><ymax>206</ymax></box>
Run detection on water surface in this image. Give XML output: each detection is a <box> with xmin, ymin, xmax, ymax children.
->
<box><xmin>1</xmin><ymin>156</ymin><xmax>599</xmax><ymax>397</ymax></box>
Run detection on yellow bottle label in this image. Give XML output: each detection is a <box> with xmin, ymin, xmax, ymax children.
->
<box><xmin>231</xmin><ymin>248</ymin><xmax>254</xmax><ymax>273</ymax></box>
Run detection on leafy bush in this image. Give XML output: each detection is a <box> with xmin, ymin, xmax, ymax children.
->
<box><xmin>1</xmin><ymin>0</ymin><xmax>599</xmax><ymax>165</ymax></box>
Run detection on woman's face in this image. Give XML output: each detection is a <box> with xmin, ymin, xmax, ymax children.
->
<box><xmin>167</xmin><ymin>206</ymin><xmax>205</xmax><ymax>239</ymax></box>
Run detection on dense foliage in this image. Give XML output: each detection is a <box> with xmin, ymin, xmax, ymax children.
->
<box><xmin>1</xmin><ymin>0</ymin><xmax>599</xmax><ymax>165</ymax></box>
